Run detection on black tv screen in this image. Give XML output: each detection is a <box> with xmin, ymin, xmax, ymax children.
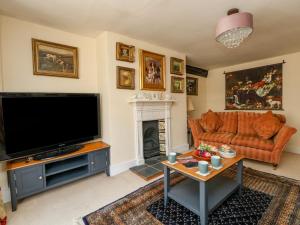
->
<box><xmin>0</xmin><ymin>93</ymin><xmax>100</xmax><ymax>160</ymax></box>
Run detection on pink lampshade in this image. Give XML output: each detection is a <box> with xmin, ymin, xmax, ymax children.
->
<box><xmin>216</xmin><ymin>12</ymin><xmax>253</xmax><ymax>38</ymax></box>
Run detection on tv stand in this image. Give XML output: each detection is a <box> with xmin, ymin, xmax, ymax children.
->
<box><xmin>7</xmin><ymin>141</ymin><xmax>110</xmax><ymax>211</ymax></box>
<box><xmin>33</xmin><ymin>144</ymin><xmax>84</xmax><ymax>160</ymax></box>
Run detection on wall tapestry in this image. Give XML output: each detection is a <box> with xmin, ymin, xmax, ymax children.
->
<box><xmin>32</xmin><ymin>39</ymin><xmax>78</xmax><ymax>78</ymax></box>
<box><xmin>225</xmin><ymin>63</ymin><xmax>283</xmax><ymax>110</ymax></box>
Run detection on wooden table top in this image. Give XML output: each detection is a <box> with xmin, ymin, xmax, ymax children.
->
<box><xmin>7</xmin><ymin>141</ymin><xmax>110</xmax><ymax>170</ymax></box>
<box><xmin>162</xmin><ymin>151</ymin><xmax>244</xmax><ymax>182</ymax></box>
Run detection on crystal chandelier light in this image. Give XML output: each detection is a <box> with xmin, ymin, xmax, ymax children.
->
<box><xmin>216</xmin><ymin>8</ymin><xmax>253</xmax><ymax>48</ymax></box>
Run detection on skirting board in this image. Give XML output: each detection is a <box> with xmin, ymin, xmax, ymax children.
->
<box><xmin>110</xmin><ymin>159</ymin><xmax>138</xmax><ymax>176</ymax></box>
<box><xmin>109</xmin><ymin>144</ymin><xmax>189</xmax><ymax>176</ymax></box>
<box><xmin>285</xmin><ymin>146</ymin><xmax>300</xmax><ymax>154</ymax></box>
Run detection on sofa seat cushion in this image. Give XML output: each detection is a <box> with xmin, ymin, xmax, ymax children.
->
<box><xmin>231</xmin><ymin>135</ymin><xmax>274</xmax><ymax>151</ymax></box>
<box><xmin>198</xmin><ymin>132</ymin><xmax>234</xmax><ymax>144</ymax></box>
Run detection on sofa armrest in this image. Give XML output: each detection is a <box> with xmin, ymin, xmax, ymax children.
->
<box><xmin>188</xmin><ymin>118</ymin><xmax>203</xmax><ymax>147</ymax></box>
<box><xmin>272</xmin><ymin>125</ymin><xmax>297</xmax><ymax>164</ymax></box>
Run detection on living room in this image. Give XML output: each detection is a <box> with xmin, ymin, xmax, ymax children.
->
<box><xmin>0</xmin><ymin>1</ymin><xmax>299</xmax><ymax>225</ymax></box>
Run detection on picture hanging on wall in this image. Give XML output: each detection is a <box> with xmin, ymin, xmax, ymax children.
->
<box><xmin>32</xmin><ymin>39</ymin><xmax>79</xmax><ymax>78</ymax></box>
<box><xmin>225</xmin><ymin>63</ymin><xmax>283</xmax><ymax>110</ymax></box>
<box><xmin>186</xmin><ymin>77</ymin><xmax>198</xmax><ymax>95</ymax></box>
<box><xmin>139</xmin><ymin>49</ymin><xmax>166</xmax><ymax>91</ymax></box>
<box><xmin>116</xmin><ymin>42</ymin><xmax>135</xmax><ymax>62</ymax></box>
<box><xmin>171</xmin><ymin>76</ymin><xmax>184</xmax><ymax>93</ymax></box>
<box><xmin>116</xmin><ymin>66</ymin><xmax>135</xmax><ymax>90</ymax></box>
<box><xmin>170</xmin><ymin>57</ymin><xmax>184</xmax><ymax>75</ymax></box>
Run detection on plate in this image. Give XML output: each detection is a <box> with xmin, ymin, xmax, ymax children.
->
<box><xmin>219</xmin><ymin>150</ymin><xmax>236</xmax><ymax>158</ymax></box>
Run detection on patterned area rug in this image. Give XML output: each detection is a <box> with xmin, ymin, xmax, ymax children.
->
<box><xmin>147</xmin><ymin>188</ymin><xmax>272</xmax><ymax>225</ymax></box>
<box><xmin>83</xmin><ymin>167</ymin><xmax>300</xmax><ymax>225</ymax></box>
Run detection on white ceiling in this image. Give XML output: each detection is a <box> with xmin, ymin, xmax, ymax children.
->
<box><xmin>1</xmin><ymin>0</ymin><xmax>300</xmax><ymax>69</ymax></box>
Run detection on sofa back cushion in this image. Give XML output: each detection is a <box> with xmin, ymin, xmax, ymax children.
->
<box><xmin>216</xmin><ymin>112</ymin><xmax>238</xmax><ymax>134</ymax></box>
<box><xmin>238</xmin><ymin>112</ymin><xmax>286</xmax><ymax>136</ymax></box>
<box><xmin>200</xmin><ymin>110</ymin><xmax>223</xmax><ymax>132</ymax></box>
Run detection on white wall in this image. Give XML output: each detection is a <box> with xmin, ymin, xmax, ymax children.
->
<box><xmin>206</xmin><ymin>52</ymin><xmax>300</xmax><ymax>154</ymax></box>
<box><xmin>187</xmin><ymin>74</ymin><xmax>207</xmax><ymax>118</ymax></box>
<box><xmin>0</xmin><ymin>15</ymin><xmax>99</xmax><ymax>202</ymax></box>
<box><xmin>0</xmin><ymin>16</ymin><xmax>188</xmax><ymax>202</ymax></box>
<box><xmin>97</xmin><ymin>32</ymin><xmax>188</xmax><ymax>167</ymax></box>
<box><xmin>0</xmin><ymin>16</ymin><xmax>98</xmax><ymax>93</ymax></box>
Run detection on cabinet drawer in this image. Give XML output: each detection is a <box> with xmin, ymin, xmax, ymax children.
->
<box><xmin>15</xmin><ymin>165</ymin><xmax>44</xmax><ymax>197</ymax></box>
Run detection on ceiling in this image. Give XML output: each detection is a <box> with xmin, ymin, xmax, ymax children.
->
<box><xmin>1</xmin><ymin>0</ymin><xmax>300</xmax><ymax>69</ymax></box>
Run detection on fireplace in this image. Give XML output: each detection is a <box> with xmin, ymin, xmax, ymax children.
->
<box><xmin>142</xmin><ymin>119</ymin><xmax>166</xmax><ymax>159</ymax></box>
<box><xmin>129</xmin><ymin>97</ymin><xmax>174</xmax><ymax>165</ymax></box>
<box><xmin>143</xmin><ymin>120</ymin><xmax>160</xmax><ymax>159</ymax></box>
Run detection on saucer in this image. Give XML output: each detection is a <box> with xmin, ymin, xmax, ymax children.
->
<box><xmin>167</xmin><ymin>161</ymin><xmax>178</xmax><ymax>165</ymax></box>
<box><xmin>196</xmin><ymin>170</ymin><xmax>211</xmax><ymax>176</ymax></box>
<box><xmin>211</xmin><ymin>164</ymin><xmax>224</xmax><ymax>170</ymax></box>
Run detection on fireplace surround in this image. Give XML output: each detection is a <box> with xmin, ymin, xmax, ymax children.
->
<box><xmin>129</xmin><ymin>98</ymin><xmax>174</xmax><ymax>165</ymax></box>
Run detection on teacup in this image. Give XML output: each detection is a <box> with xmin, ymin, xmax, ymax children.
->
<box><xmin>198</xmin><ymin>161</ymin><xmax>208</xmax><ymax>174</ymax></box>
<box><xmin>168</xmin><ymin>152</ymin><xmax>176</xmax><ymax>163</ymax></box>
<box><xmin>211</xmin><ymin>155</ymin><xmax>221</xmax><ymax>168</ymax></box>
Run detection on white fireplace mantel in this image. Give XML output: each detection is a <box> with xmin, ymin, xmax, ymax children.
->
<box><xmin>129</xmin><ymin>99</ymin><xmax>175</xmax><ymax>165</ymax></box>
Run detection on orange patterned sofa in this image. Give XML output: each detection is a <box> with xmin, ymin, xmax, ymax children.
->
<box><xmin>188</xmin><ymin>111</ymin><xmax>297</xmax><ymax>167</ymax></box>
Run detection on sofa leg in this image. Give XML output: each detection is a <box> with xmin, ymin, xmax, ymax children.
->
<box><xmin>272</xmin><ymin>164</ymin><xmax>278</xmax><ymax>170</ymax></box>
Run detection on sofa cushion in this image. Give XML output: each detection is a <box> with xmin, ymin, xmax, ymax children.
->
<box><xmin>200</xmin><ymin>110</ymin><xmax>222</xmax><ymax>133</ymax></box>
<box><xmin>231</xmin><ymin>135</ymin><xmax>274</xmax><ymax>151</ymax></box>
<box><xmin>216</xmin><ymin>112</ymin><xmax>238</xmax><ymax>134</ymax></box>
<box><xmin>198</xmin><ymin>132</ymin><xmax>234</xmax><ymax>144</ymax></box>
<box><xmin>238</xmin><ymin>112</ymin><xmax>286</xmax><ymax>136</ymax></box>
<box><xmin>253</xmin><ymin>111</ymin><xmax>283</xmax><ymax>140</ymax></box>
<box><xmin>237</xmin><ymin>112</ymin><xmax>261</xmax><ymax>136</ymax></box>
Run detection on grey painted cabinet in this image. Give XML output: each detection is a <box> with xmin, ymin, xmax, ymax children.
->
<box><xmin>90</xmin><ymin>150</ymin><xmax>107</xmax><ymax>173</ymax></box>
<box><xmin>15</xmin><ymin>165</ymin><xmax>44</xmax><ymax>198</ymax></box>
<box><xmin>8</xmin><ymin>146</ymin><xmax>110</xmax><ymax>211</ymax></box>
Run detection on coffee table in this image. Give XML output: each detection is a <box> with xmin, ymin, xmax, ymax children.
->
<box><xmin>162</xmin><ymin>151</ymin><xmax>244</xmax><ymax>225</ymax></box>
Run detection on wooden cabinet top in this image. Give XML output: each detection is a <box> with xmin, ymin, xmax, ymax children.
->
<box><xmin>7</xmin><ymin>141</ymin><xmax>110</xmax><ymax>170</ymax></box>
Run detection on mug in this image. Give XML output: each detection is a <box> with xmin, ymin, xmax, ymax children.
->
<box><xmin>211</xmin><ymin>155</ymin><xmax>221</xmax><ymax>168</ymax></box>
<box><xmin>198</xmin><ymin>161</ymin><xmax>208</xmax><ymax>174</ymax></box>
<box><xmin>168</xmin><ymin>152</ymin><xmax>176</xmax><ymax>163</ymax></box>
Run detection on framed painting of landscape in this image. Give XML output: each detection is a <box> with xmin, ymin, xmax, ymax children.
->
<box><xmin>32</xmin><ymin>39</ymin><xmax>79</xmax><ymax>78</ymax></box>
<box><xmin>170</xmin><ymin>57</ymin><xmax>184</xmax><ymax>75</ymax></box>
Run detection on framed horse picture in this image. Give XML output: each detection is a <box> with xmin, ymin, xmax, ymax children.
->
<box><xmin>225</xmin><ymin>63</ymin><xmax>283</xmax><ymax>110</ymax></box>
<box><xmin>32</xmin><ymin>39</ymin><xmax>79</xmax><ymax>78</ymax></box>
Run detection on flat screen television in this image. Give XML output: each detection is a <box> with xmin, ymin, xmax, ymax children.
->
<box><xmin>0</xmin><ymin>93</ymin><xmax>100</xmax><ymax>161</ymax></box>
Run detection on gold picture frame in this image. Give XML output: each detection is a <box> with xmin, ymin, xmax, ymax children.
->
<box><xmin>139</xmin><ymin>49</ymin><xmax>166</xmax><ymax>91</ymax></box>
<box><xmin>116</xmin><ymin>66</ymin><xmax>135</xmax><ymax>90</ymax></box>
<box><xmin>32</xmin><ymin>39</ymin><xmax>79</xmax><ymax>78</ymax></box>
<box><xmin>171</xmin><ymin>76</ymin><xmax>184</xmax><ymax>93</ymax></box>
<box><xmin>186</xmin><ymin>76</ymin><xmax>198</xmax><ymax>95</ymax></box>
<box><xmin>170</xmin><ymin>57</ymin><xmax>184</xmax><ymax>75</ymax></box>
<box><xmin>116</xmin><ymin>42</ymin><xmax>135</xmax><ymax>62</ymax></box>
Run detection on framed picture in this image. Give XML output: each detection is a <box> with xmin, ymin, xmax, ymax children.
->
<box><xmin>186</xmin><ymin>77</ymin><xmax>198</xmax><ymax>95</ymax></box>
<box><xmin>139</xmin><ymin>49</ymin><xmax>166</xmax><ymax>91</ymax></box>
<box><xmin>170</xmin><ymin>57</ymin><xmax>184</xmax><ymax>75</ymax></box>
<box><xmin>32</xmin><ymin>39</ymin><xmax>79</xmax><ymax>78</ymax></box>
<box><xmin>171</xmin><ymin>76</ymin><xmax>184</xmax><ymax>93</ymax></box>
<box><xmin>225</xmin><ymin>63</ymin><xmax>283</xmax><ymax>110</ymax></box>
<box><xmin>116</xmin><ymin>66</ymin><xmax>135</xmax><ymax>89</ymax></box>
<box><xmin>116</xmin><ymin>42</ymin><xmax>135</xmax><ymax>62</ymax></box>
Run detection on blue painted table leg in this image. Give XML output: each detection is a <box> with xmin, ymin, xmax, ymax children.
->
<box><xmin>164</xmin><ymin>166</ymin><xmax>170</xmax><ymax>207</ymax></box>
<box><xmin>199</xmin><ymin>181</ymin><xmax>208</xmax><ymax>225</ymax></box>
<box><xmin>237</xmin><ymin>160</ymin><xmax>243</xmax><ymax>195</ymax></box>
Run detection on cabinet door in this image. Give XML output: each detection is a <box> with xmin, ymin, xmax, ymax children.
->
<box><xmin>15</xmin><ymin>165</ymin><xmax>44</xmax><ymax>197</ymax></box>
<box><xmin>90</xmin><ymin>150</ymin><xmax>107</xmax><ymax>173</ymax></box>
